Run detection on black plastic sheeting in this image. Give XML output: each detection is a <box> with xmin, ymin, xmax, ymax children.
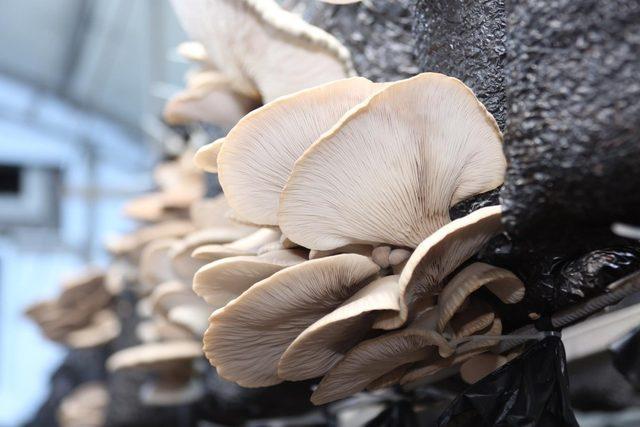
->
<box><xmin>438</xmin><ymin>337</ymin><xmax>578</xmax><ymax>427</ymax></box>
<box><xmin>611</xmin><ymin>326</ymin><xmax>640</xmax><ymax>391</ymax></box>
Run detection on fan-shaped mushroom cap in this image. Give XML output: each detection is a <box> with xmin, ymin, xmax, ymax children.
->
<box><xmin>65</xmin><ymin>310</ymin><xmax>121</xmax><ymax>349</ymax></box>
<box><xmin>399</xmin><ymin>348</ymin><xmax>487</xmax><ymax>386</ymax></box>
<box><xmin>310</xmin><ymin>307</ymin><xmax>452</xmax><ymax>405</ymax></box>
<box><xmin>437</xmin><ymin>263</ymin><xmax>525</xmax><ymax>332</ymax></box>
<box><xmin>308</xmin><ymin>244</ymin><xmax>372</xmax><ymax>260</ymax></box>
<box><xmin>279</xmin><ymin>73</ymin><xmax>504</xmax><ymax>251</ymax></box>
<box><xmin>57</xmin><ymin>382</ymin><xmax>108</xmax><ymax>427</ymax></box>
<box><xmin>140</xmin><ymin>239</ymin><xmax>177</xmax><ymax>290</ymax></box>
<box><xmin>136</xmin><ymin>318</ymin><xmax>193</xmax><ymax>343</ymax></box>
<box><xmin>455</xmin><ymin>317</ymin><xmax>502</xmax><ymax>354</ymax></box>
<box><xmin>191</xmin><ymin>228</ymin><xmax>281</xmax><ymax>261</ymax></box>
<box><xmin>193</xmin><ymin>249</ymin><xmax>307</xmax><ymax>308</ymax></box>
<box><xmin>375</xmin><ymin>205</ymin><xmax>504</xmax><ymax>330</ymax></box>
<box><xmin>193</xmin><ymin>138</ymin><xmax>224</xmax><ymax>173</ymax></box>
<box><xmin>278</xmin><ymin>275</ymin><xmax>401</xmax><ymax>381</ymax></box>
<box><xmin>171</xmin><ymin>0</ymin><xmax>354</xmax><ymax>103</ymax></box>
<box><xmin>140</xmin><ymin>376</ymin><xmax>205</xmax><ymax>406</ymax></box>
<box><xmin>168</xmin><ymin>303</ymin><xmax>210</xmax><ymax>336</ymax></box>
<box><xmin>59</xmin><ymin>268</ymin><xmax>105</xmax><ymax>304</ymax></box>
<box><xmin>460</xmin><ymin>353</ymin><xmax>507</xmax><ymax>384</ymax></box>
<box><xmin>164</xmin><ymin>71</ymin><xmax>258</xmax><ymax>128</ymax></box>
<box><xmin>107</xmin><ymin>340</ymin><xmax>202</xmax><ymax>372</ymax></box>
<box><xmin>190</xmin><ymin>193</ymin><xmax>250</xmax><ymax>230</ymax></box>
<box><xmin>105</xmin><ymin>220</ymin><xmax>196</xmax><ymax>258</ymax></box>
<box><xmin>150</xmin><ymin>281</ymin><xmax>201</xmax><ymax>317</ymax></box>
<box><xmin>216</xmin><ymin>77</ymin><xmax>383</xmax><ymax>226</ymax></box>
<box><xmin>203</xmin><ymin>254</ymin><xmax>380</xmax><ymax>387</ymax></box>
<box><xmin>177</xmin><ymin>40</ymin><xmax>209</xmax><ymax>63</ymax></box>
<box><xmin>449</xmin><ymin>299</ymin><xmax>495</xmax><ymax>339</ymax></box>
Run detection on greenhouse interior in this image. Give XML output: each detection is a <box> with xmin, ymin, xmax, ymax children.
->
<box><xmin>1</xmin><ymin>0</ymin><xmax>639</xmax><ymax>426</ymax></box>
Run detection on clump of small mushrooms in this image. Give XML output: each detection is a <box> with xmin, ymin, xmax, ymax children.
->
<box><xmin>25</xmin><ymin>268</ymin><xmax>120</xmax><ymax>349</ymax></box>
<box><xmin>187</xmin><ymin>71</ymin><xmax>527</xmax><ymax>405</ymax></box>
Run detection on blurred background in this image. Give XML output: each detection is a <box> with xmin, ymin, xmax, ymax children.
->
<box><xmin>0</xmin><ymin>1</ymin><xmax>189</xmax><ymax>424</ymax></box>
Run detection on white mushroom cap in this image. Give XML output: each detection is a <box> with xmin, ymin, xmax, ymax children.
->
<box><xmin>171</xmin><ymin>0</ymin><xmax>354</xmax><ymax>102</ymax></box>
<box><xmin>189</xmin><ymin>193</ymin><xmax>253</xmax><ymax>231</ymax></box>
<box><xmin>437</xmin><ymin>262</ymin><xmax>525</xmax><ymax>332</ymax></box>
<box><xmin>136</xmin><ymin>318</ymin><xmax>193</xmax><ymax>343</ymax></box>
<box><xmin>164</xmin><ymin>71</ymin><xmax>258</xmax><ymax>129</ymax></box>
<box><xmin>57</xmin><ymin>382</ymin><xmax>108</xmax><ymax>427</ymax></box>
<box><xmin>105</xmin><ymin>220</ymin><xmax>196</xmax><ymax>258</ymax></box>
<box><xmin>278</xmin><ymin>275</ymin><xmax>401</xmax><ymax>381</ymax></box>
<box><xmin>375</xmin><ymin>205</ymin><xmax>504</xmax><ymax>330</ymax></box>
<box><xmin>193</xmin><ymin>249</ymin><xmax>307</xmax><ymax>309</ymax></box>
<box><xmin>140</xmin><ymin>376</ymin><xmax>205</xmax><ymax>406</ymax></box>
<box><xmin>459</xmin><ymin>353</ymin><xmax>507</xmax><ymax>384</ymax></box>
<box><xmin>139</xmin><ymin>239</ymin><xmax>178</xmax><ymax>290</ymax></box>
<box><xmin>308</xmin><ymin>244</ymin><xmax>372</xmax><ymax>260</ymax></box>
<box><xmin>310</xmin><ymin>307</ymin><xmax>452</xmax><ymax>405</ymax></box>
<box><xmin>177</xmin><ymin>40</ymin><xmax>209</xmax><ymax>63</ymax></box>
<box><xmin>203</xmin><ymin>254</ymin><xmax>380</xmax><ymax>387</ymax></box>
<box><xmin>65</xmin><ymin>310</ymin><xmax>121</xmax><ymax>349</ymax></box>
<box><xmin>167</xmin><ymin>303</ymin><xmax>210</xmax><ymax>336</ymax></box>
<box><xmin>215</xmin><ymin>77</ymin><xmax>383</xmax><ymax>226</ymax></box>
<box><xmin>449</xmin><ymin>299</ymin><xmax>495</xmax><ymax>339</ymax></box>
<box><xmin>279</xmin><ymin>73</ymin><xmax>504</xmax><ymax>251</ymax></box>
<box><xmin>193</xmin><ymin>138</ymin><xmax>224</xmax><ymax>174</ymax></box>
<box><xmin>191</xmin><ymin>228</ymin><xmax>281</xmax><ymax>261</ymax></box>
<box><xmin>107</xmin><ymin>340</ymin><xmax>202</xmax><ymax>372</ymax></box>
<box><xmin>149</xmin><ymin>281</ymin><xmax>200</xmax><ymax>317</ymax></box>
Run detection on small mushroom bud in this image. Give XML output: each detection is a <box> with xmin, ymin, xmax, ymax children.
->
<box><xmin>372</xmin><ymin>246</ymin><xmax>391</xmax><ymax>268</ymax></box>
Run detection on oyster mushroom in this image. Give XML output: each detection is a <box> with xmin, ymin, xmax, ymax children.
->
<box><xmin>164</xmin><ymin>70</ymin><xmax>258</xmax><ymax>129</ymax></box>
<box><xmin>279</xmin><ymin>73</ymin><xmax>504</xmax><ymax>251</ymax></box>
<box><xmin>278</xmin><ymin>275</ymin><xmax>402</xmax><ymax>381</ymax></box>
<box><xmin>64</xmin><ymin>310</ymin><xmax>121</xmax><ymax>349</ymax></box>
<box><xmin>170</xmin><ymin>0</ymin><xmax>354</xmax><ymax>102</ymax></box>
<box><xmin>203</xmin><ymin>254</ymin><xmax>380</xmax><ymax>387</ymax></box>
<box><xmin>176</xmin><ymin>40</ymin><xmax>209</xmax><ymax>63</ymax></box>
<box><xmin>374</xmin><ymin>205</ymin><xmax>504</xmax><ymax>330</ymax></box>
<box><xmin>436</xmin><ymin>262</ymin><xmax>525</xmax><ymax>332</ymax></box>
<box><xmin>310</xmin><ymin>307</ymin><xmax>452</xmax><ymax>405</ymax></box>
<box><xmin>107</xmin><ymin>340</ymin><xmax>204</xmax><ymax>406</ymax></box>
<box><xmin>191</xmin><ymin>228</ymin><xmax>280</xmax><ymax>261</ymax></box>
<box><xmin>193</xmin><ymin>249</ymin><xmax>307</xmax><ymax>309</ymax></box>
<box><xmin>209</xmin><ymin>77</ymin><xmax>383</xmax><ymax>225</ymax></box>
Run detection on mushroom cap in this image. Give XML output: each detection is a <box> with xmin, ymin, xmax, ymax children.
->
<box><xmin>449</xmin><ymin>299</ymin><xmax>495</xmax><ymax>339</ymax></box>
<box><xmin>375</xmin><ymin>205</ymin><xmax>504</xmax><ymax>330</ymax></box>
<box><xmin>193</xmin><ymin>138</ymin><xmax>224</xmax><ymax>173</ymax></box>
<box><xmin>278</xmin><ymin>275</ymin><xmax>401</xmax><ymax>381</ymax></box>
<box><xmin>193</xmin><ymin>249</ymin><xmax>307</xmax><ymax>308</ymax></box>
<box><xmin>149</xmin><ymin>281</ymin><xmax>199</xmax><ymax>317</ymax></box>
<box><xmin>399</xmin><ymin>348</ymin><xmax>486</xmax><ymax>386</ymax></box>
<box><xmin>203</xmin><ymin>254</ymin><xmax>380</xmax><ymax>387</ymax></box>
<box><xmin>279</xmin><ymin>73</ymin><xmax>505</xmax><ymax>251</ymax></box>
<box><xmin>459</xmin><ymin>353</ymin><xmax>507</xmax><ymax>384</ymax></box>
<box><xmin>437</xmin><ymin>262</ymin><xmax>525</xmax><ymax>332</ymax></box>
<box><xmin>168</xmin><ymin>303</ymin><xmax>211</xmax><ymax>336</ymax></box>
<box><xmin>310</xmin><ymin>308</ymin><xmax>452</xmax><ymax>405</ymax></box>
<box><xmin>139</xmin><ymin>239</ymin><xmax>178</xmax><ymax>290</ymax></box>
<box><xmin>65</xmin><ymin>310</ymin><xmax>121</xmax><ymax>349</ymax></box>
<box><xmin>191</xmin><ymin>227</ymin><xmax>280</xmax><ymax>261</ymax></box>
<box><xmin>164</xmin><ymin>72</ymin><xmax>258</xmax><ymax>128</ymax></box>
<box><xmin>140</xmin><ymin>376</ymin><xmax>205</xmax><ymax>406</ymax></box>
<box><xmin>171</xmin><ymin>0</ymin><xmax>354</xmax><ymax>102</ymax></box>
<box><xmin>216</xmin><ymin>77</ymin><xmax>383</xmax><ymax>226</ymax></box>
<box><xmin>57</xmin><ymin>382</ymin><xmax>108</xmax><ymax>427</ymax></box>
<box><xmin>189</xmin><ymin>193</ymin><xmax>251</xmax><ymax>230</ymax></box>
<box><xmin>308</xmin><ymin>244</ymin><xmax>372</xmax><ymax>260</ymax></box>
<box><xmin>105</xmin><ymin>220</ymin><xmax>196</xmax><ymax>258</ymax></box>
<box><xmin>136</xmin><ymin>318</ymin><xmax>193</xmax><ymax>343</ymax></box>
<box><xmin>455</xmin><ymin>317</ymin><xmax>503</xmax><ymax>354</ymax></box>
<box><xmin>177</xmin><ymin>40</ymin><xmax>209</xmax><ymax>63</ymax></box>
<box><xmin>107</xmin><ymin>340</ymin><xmax>202</xmax><ymax>372</ymax></box>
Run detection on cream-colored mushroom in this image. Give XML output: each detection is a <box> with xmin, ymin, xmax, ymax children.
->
<box><xmin>164</xmin><ymin>70</ymin><xmax>258</xmax><ymax>129</ymax></box>
<box><xmin>139</xmin><ymin>239</ymin><xmax>178</xmax><ymax>290</ymax></box>
<box><xmin>437</xmin><ymin>262</ymin><xmax>525</xmax><ymax>332</ymax></box>
<box><xmin>460</xmin><ymin>353</ymin><xmax>507</xmax><ymax>384</ymax></box>
<box><xmin>105</xmin><ymin>220</ymin><xmax>196</xmax><ymax>259</ymax></box>
<box><xmin>203</xmin><ymin>254</ymin><xmax>380</xmax><ymax>387</ymax></box>
<box><xmin>170</xmin><ymin>0</ymin><xmax>354</xmax><ymax>103</ymax></box>
<box><xmin>278</xmin><ymin>275</ymin><xmax>402</xmax><ymax>381</ymax></box>
<box><xmin>374</xmin><ymin>205</ymin><xmax>504</xmax><ymax>330</ymax></box>
<box><xmin>309</xmin><ymin>244</ymin><xmax>372</xmax><ymax>260</ymax></box>
<box><xmin>213</xmin><ymin>77</ymin><xmax>383</xmax><ymax>225</ymax></box>
<box><xmin>191</xmin><ymin>228</ymin><xmax>280</xmax><ymax>261</ymax></box>
<box><xmin>310</xmin><ymin>307</ymin><xmax>452</xmax><ymax>405</ymax></box>
<box><xmin>279</xmin><ymin>73</ymin><xmax>505</xmax><ymax>251</ymax></box>
<box><xmin>177</xmin><ymin>40</ymin><xmax>209</xmax><ymax>63</ymax></box>
<box><xmin>65</xmin><ymin>310</ymin><xmax>121</xmax><ymax>349</ymax></box>
<box><xmin>57</xmin><ymin>382</ymin><xmax>108</xmax><ymax>427</ymax></box>
<box><xmin>449</xmin><ymin>299</ymin><xmax>495</xmax><ymax>339</ymax></box>
<box><xmin>193</xmin><ymin>249</ymin><xmax>307</xmax><ymax>308</ymax></box>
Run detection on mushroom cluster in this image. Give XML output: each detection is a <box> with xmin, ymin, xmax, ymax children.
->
<box><xmin>188</xmin><ymin>71</ymin><xmax>527</xmax><ymax>404</ymax></box>
<box><xmin>57</xmin><ymin>382</ymin><xmax>109</xmax><ymax>427</ymax></box>
<box><xmin>26</xmin><ymin>268</ymin><xmax>120</xmax><ymax>349</ymax></box>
